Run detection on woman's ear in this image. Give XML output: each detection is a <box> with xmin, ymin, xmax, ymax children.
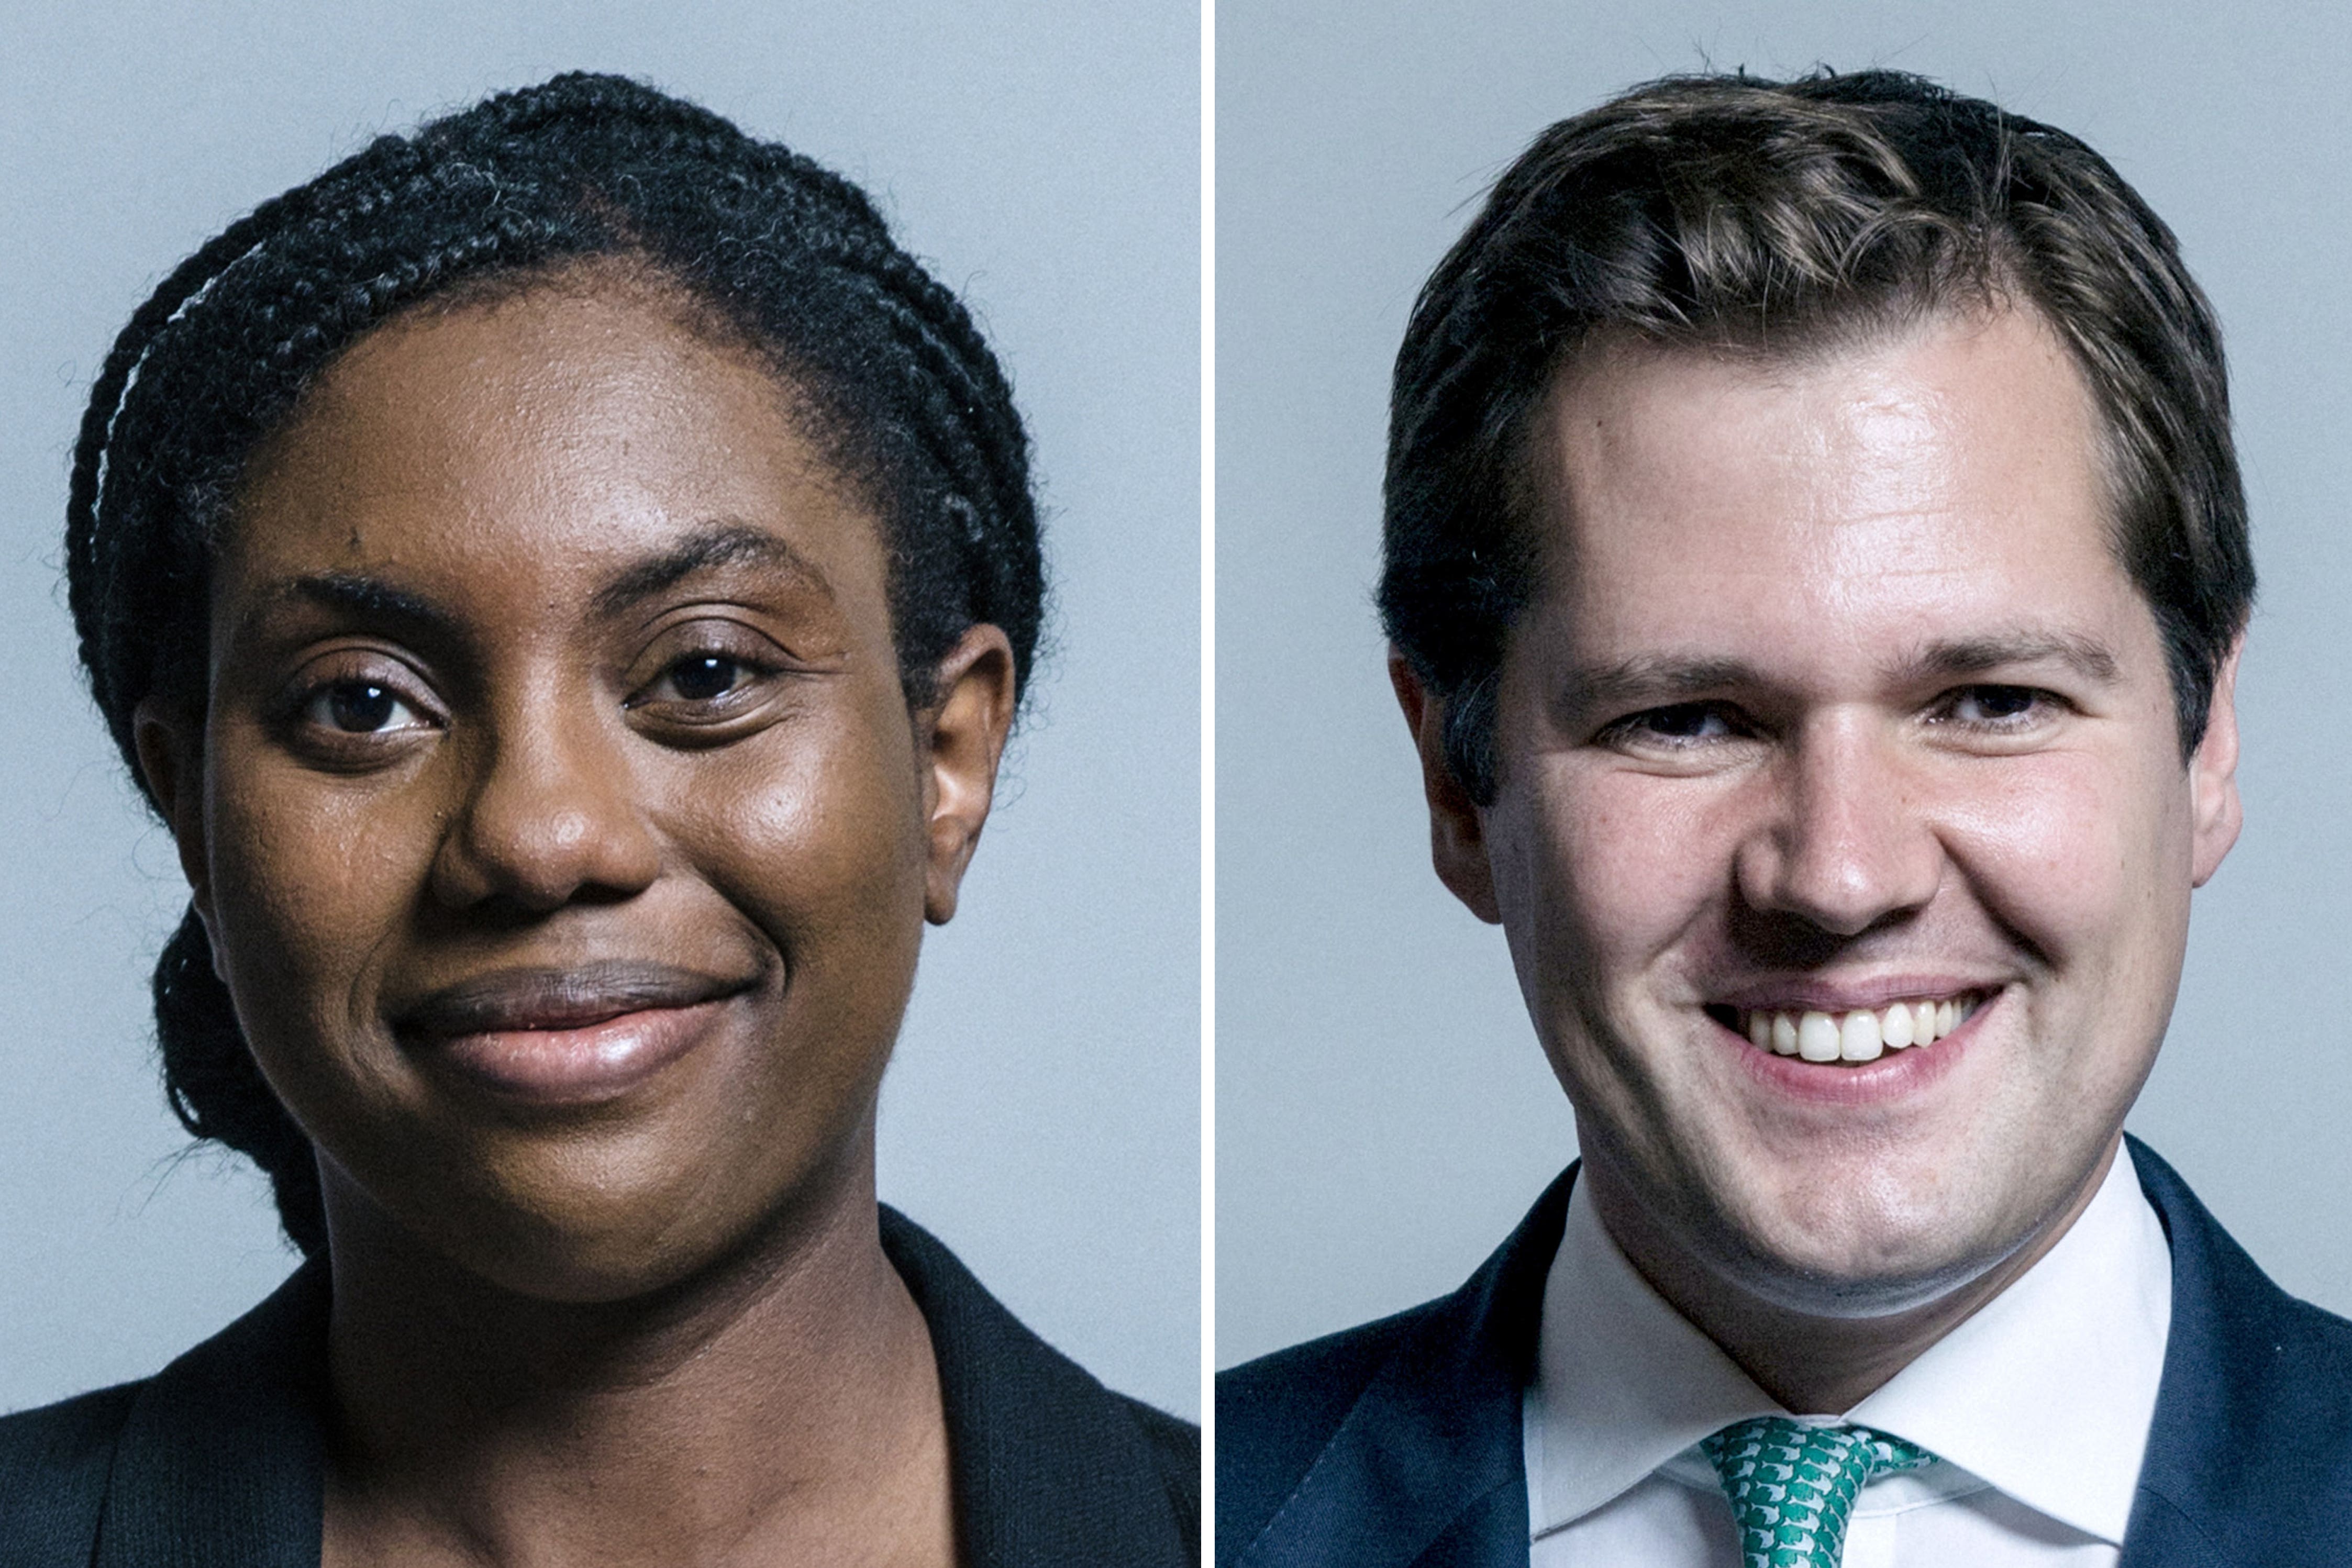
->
<box><xmin>917</xmin><ymin>625</ymin><xmax>1018</xmax><ymax>925</ymax></box>
<box><xmin>132</xmin><ymin>696</ymin><xmax>215</xmax><ymax>929</ymax></box>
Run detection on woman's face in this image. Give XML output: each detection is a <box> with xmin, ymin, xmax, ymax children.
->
<box><xmin>134</xmin><ymin>275</ymin><xmax>1013</xmax><ymax>1302</ymax></box>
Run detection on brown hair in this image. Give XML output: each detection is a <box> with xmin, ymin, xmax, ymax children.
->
<box><xmin>1378</xmin><ymin>69</ymin><xmax>2250</xmax><ymax>803</ymax></box>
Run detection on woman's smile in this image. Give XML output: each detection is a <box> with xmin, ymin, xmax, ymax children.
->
<box><xmin>393</xmin><ymin>960</ymin><xmax>767</xmax><ymax>1107</ymax></box>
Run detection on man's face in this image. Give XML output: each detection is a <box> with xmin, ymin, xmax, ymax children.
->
<box><xmin>1435</xmin><ymin>306</ymin><xmax>2241</xmax><ymax>1314</ymax></box>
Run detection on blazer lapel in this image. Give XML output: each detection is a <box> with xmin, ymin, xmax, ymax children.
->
<box><xmin>85</xmin><ymin>1216</ymin><xmax>1196</xmax><ymax>1568</ymax></box>
<box><xmin>92</xmin><ymin>1262</ymin><xmax>327</xmax><ymax>1568</ymax></box>
<box><xmin>1237</xmin><ymin>1167</ymin><xmax>1573</xmax><ymax>1568</ymax></box>
<box><xmin>879</xmin><ymin>1206</ymin><xmax>1195</xmax><ymax>1568</ymax></box>
<box><xmin>2119</xmin><ymin>1136</ymin><xmax>2345</xmax><ymax>1568</ymax></box>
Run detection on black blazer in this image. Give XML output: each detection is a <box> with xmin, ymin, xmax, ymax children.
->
<box><xmin>1218</xmin><ymin>1137</ymin><xmax>2352</xmax><ymax>1568</ymax></box>
<box><xmin>0</xmin><ymin>1206</ymin><xmax>1198</xmax><ymax>1568</ymax></box>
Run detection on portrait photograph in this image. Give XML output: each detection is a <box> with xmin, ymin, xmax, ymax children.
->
<box><xmin>1218</xmin><ymin>0</ymin><xmax>2352</xmax><ymax>1561</ymax></box>
<box><xmin>0</xmin><ymin>1</ymin><xmax>1197</xmax><ymax>1561</ymax></box>
<box><xmin>1220</xmin><ymin>0</ymin><xmax>2352</xmax><ymax>1368</ymax></box>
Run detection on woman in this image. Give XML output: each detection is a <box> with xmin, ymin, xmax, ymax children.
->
<box><xmin>0</xmin><ymin>73</ymin><xmax>1196</xmax><ymax>1565</ymax></box>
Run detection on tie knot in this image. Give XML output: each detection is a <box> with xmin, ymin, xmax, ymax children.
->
<box><xmin>1701</xmin><ymin>1416</ymin><xmax>1937</xmax><ymax>1568</ymax></box>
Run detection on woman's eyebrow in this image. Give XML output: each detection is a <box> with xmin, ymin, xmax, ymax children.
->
<box><xmin>235</xmin><ymin>573</ymin><xmax>459</xmax><ymax>647</ymax></box>
<box><xmin>590</xmin><ymin>522</ymin><xmax>834</xmax><ymax>617</ymax></box>
<box><xmin>227</xmin><ymin>524</ymin><xmax>835</xmax><ymax>647</ymax></box>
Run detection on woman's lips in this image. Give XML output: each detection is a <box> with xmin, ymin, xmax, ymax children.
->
<box><xmin>395</xmin><ymin>962</ymin><xmax>753</xmax><ymax>1105</ymax></box>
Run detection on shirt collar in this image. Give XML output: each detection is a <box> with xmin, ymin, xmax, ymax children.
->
<box><xmin>1527</xmin><ymin>1148</ymin><xmax>2170</xmax><ymax>1545</ymax></box>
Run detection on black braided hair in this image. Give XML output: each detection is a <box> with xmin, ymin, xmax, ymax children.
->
<box><xmin>66</xmin><ymin>73</ymin><xmax>1046</xmax><ymax>1258</ymax></box>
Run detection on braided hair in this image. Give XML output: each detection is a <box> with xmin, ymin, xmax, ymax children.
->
<box><xmin>65</xmin><ymin>73</ymin><xmax>1046</xmax><ymax>1258</ymax></box>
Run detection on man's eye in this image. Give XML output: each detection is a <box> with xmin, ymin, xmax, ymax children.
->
<box><xmin>301</xmin><ymin>680</ymin><xmax>426</xmax><ymax>735</ymax></box>
<box><xmin>1941</xmin><ymin>685</ymin><xmax>2048</xmax><ymax>726</ymax></box>
<box><xmin>1604</xmin><ymin>702</ymin><xmax>1742</xmax><ymax>746</ymax></box>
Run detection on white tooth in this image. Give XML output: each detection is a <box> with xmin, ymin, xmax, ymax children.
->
<box><xmin>1914</xmin><ymin>1000</ymin><xmax>1939</xmax><ymax>1044</ymax></box>
<box><xmin>1840</xmin><ymin>1010</ymin><xmax>1884</xmax><ymax>1061</ymax></box>
<box><xmin>1937</xmin><ymin>998</ymin><xmax>1958</xmax><ymax>1036</ymax></box>
<box><xmin>1880</xmin><ymin>1003</ymin><xmax>1914</xmax><ymax>1049</ymax></box>
<box><xmin>1796</xmin><ymin>1011</ymin><xmax>1841</xmax><ymax>1062</ymax></box>
<box><xmin>1748</xmin><ymin>1013</ymin><xmax>1771</xmax><ymax>1049</ymax></box>
<box><xmin>1772</xmin><ymin>1013</ymin><xmax>1800</xmax><ymax>1055</ymax></box>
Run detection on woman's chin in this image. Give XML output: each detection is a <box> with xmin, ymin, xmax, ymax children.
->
<box><xmin>324</xmin><ymin>1142</ymin><xmax>848</xmax><ymax>1309</ymax></box>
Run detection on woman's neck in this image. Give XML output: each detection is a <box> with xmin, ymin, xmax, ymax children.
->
<box><xmin>316</xmin><ymin>1143</ymin><xmax>953</xmax><ymax>1568</ymax></box>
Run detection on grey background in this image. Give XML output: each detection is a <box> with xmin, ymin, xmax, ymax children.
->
<box><xmin>1</xmin><ymin>2</ymin><xmax>1197</xmax><ymax>1418</ymax></box>
<box><xmin>1218</xmin><ymin>0</ymin><xmax>2352</xmax><ymax>1367</ymax></box>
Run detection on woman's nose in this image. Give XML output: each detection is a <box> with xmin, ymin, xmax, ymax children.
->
<box><xmin>1734</xmin><ymin>718</ymin><xmax>1943</xmax><ymax>937</ymax></box>
<box><xmin>428</xmin><ymin>704</ymin><xmax>661</xmax><ymax>913</ymax></box>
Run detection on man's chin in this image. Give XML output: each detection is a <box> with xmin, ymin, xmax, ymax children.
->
<box><xmin>1584</xmin><ymin>1133</ymin><xmax>2098</xmax><ymax>1326</ymax></box>
<box><xmin>1719</xmin><ymin>1250</ymin><xmax>2003</xmax><ymax>1321</ymax></box>
<box><xmin>1693</xmin><ymin>1206</ymin><xmax>2033</xmax><ymax>1322</ymax></box>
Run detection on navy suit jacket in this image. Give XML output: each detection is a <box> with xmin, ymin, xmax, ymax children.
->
<box><xmin>0</xmin><ymin>1206</ymin><xmax>1199</xmax><ymax>1568</ymax></box>
<box><xmin>1219</xmin><ymin>1137</ymin><xmax>2352</xmax><ymax>1567</ymax></box>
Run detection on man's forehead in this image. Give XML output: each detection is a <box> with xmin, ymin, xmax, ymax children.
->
<box><xmin>1527</xmin><ymin>308</ymin><xmax>2115</xmax><ymax>585</ymax></box>
<box><xmin>1504</xmin><ymin>305</ymin><xmax>2171</xmax><ymax>695</ymax></box>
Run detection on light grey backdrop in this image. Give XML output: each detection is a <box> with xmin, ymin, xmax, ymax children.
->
<box><xmin>1218</xmin><ymin>0</ymin><xmax>2352</xmax><ymax>1367</ymax></box>
<box><xmin>2</xmin><ymin>1</ymin><xmax>1197</xmax><ymax>1418</ymax></box>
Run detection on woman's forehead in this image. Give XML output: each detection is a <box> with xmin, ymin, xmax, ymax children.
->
<box><xmin>226</xmin><ymin>283</ymin><xmax>890</xmax><ymax>611</ymax></box>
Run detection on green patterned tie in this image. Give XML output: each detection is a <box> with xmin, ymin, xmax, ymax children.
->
<box><xmin>1700</xmin><ymin>1417</ymin><xmax>1936</xmax><ymax>1567</ymax></box>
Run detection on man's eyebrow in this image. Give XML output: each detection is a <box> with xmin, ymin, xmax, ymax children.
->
<box><xmin>1557</xmin><ymin>655</ymin><xmax>1761</xmax><ymax>711</ymax></box>
<box><xmin>1899</xmin><ymin>631</ymin><xmax>2121</xmax><ymax>685</ymax></box>
<box><xmin>1552</xmin><ymin>632</ymin><xmax>2122</xmax><ymax>713</ymax></box>
<box><xmin>590</xmin><ymin>522</ymin><xmax>831</xmax><ymax>618</ymax></box>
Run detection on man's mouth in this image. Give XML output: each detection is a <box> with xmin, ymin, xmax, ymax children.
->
<box><xmin>1704</xmin><ymin>992</ymin><xmax>1986</xmax><ymax>1064</ymax></box>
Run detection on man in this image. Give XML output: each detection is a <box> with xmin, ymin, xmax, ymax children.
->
<box><xmin>1219</xmin><ymin>70</ymin><xmax>2352</xmax><ymax>1567</ymax></box>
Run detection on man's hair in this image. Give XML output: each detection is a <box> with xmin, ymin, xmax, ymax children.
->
<box><xmin>1378</xmin><ymin>69</ymin><xmax>2252</xmax><ymax>804</ymax></box>
<box><xmin>65</xmin><ymin>72</ymin><xmax>1044</xmax><ymax>1256</ymax></box>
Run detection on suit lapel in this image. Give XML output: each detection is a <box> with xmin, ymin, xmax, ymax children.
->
<box><xmin>1244</xmin><ymin>1139</ymin><xmax>2352</xmax><ymax>1568</ymax></box>
<box><xmin>2120</xmin><ymin>1136</ymin><xmax>2319</xmax><ymax>1568</ymax></box>
<box><xmin>1238</xmin><ymin>1168</ymin><xmax>1573</xmax><ymax>1568</ymax></box>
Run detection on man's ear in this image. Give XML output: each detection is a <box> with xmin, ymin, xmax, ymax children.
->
<box><xmin>1389</xmin><ymin>649</ymin><xmax>1502</xmax><ymax>924</ymax></box>
<box><xmin>2189</xmin><ymin>636</ymin><xmax>2245</xmax><ymax>888</ymax></box>
<box><xmin>131</xmin><ymin>695</ymin><xmax>215</xmax><ymax>929</ymax></box>
<box><xmin>919</xmin><ymin>625</ymin><xmax>1018</xmax><ymax>925</ymax></box>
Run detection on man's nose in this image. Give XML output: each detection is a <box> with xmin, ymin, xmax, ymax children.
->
<box><xmin>1734</xmin><ymin>715</ymin><xmax>1942</xmax><ymax>936</ymax></box>
<box><xmin>429</xmin><ymin>703</ymin><xmax>662</xmax><ymax>913</ymax></box>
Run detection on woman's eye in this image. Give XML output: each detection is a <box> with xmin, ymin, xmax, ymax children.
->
<box><xmin>636</xmin><ymin>651</ymin><xmax>772</xmax><ymax>711</ymax></box>
<box><xmin>663</xmin><ymin>654</ymin><xmax>747</xmax><ymax>703</ymax></box>
<box><xmin>301</xmin><ymin>680</ymin><xmax>427</xmax><ymax>735</ymax></box>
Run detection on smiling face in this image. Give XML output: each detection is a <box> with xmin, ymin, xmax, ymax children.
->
<box><xmin>134</xmin><ymin>272</ymin><xmax>1013</xmax><ymax>1303</ymax></box>
<box><xmin>1414</xmin><ymin>305</ymin><xmax>2242</xmax><ymax>1315</ymax></box>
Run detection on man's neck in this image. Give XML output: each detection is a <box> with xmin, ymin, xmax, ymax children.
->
<box><xmin>1581</xmin><ymin>1137</ymin><xmax>2123</xmax><ymax>1415</ymax></box>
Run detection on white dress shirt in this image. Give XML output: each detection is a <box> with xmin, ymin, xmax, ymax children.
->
<box><xmin>1525</xmin><ymin>1150</ymin><xmax>2171</xmax><ymax>1566</ymax></box>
